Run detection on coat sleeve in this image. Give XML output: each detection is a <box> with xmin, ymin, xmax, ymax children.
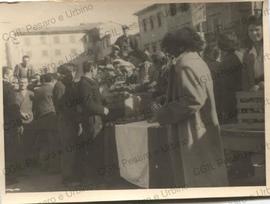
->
<box><xmin>52</xmin><ymin>82</ymin><xmax>65</xmax><ymax>113</ymax></box>
<box><xmin>80</xmin><ymin>82</ymin><xmax>105</xmax><ymax>116</ymax></box>
<box><xmin>14</xmin><ymin>65</ymin><xmax>19</xmax><ymax>79</ymax></box>
<box><xmin>114</xmin><ymin>36</ymin><xmax>122</xmax><ymax>47</ymax></box>
<box><xmin>156</xmin><ymin>66</ymin><xmax>207</xmax><ymax>125</ymax></box>
<box><xmin>242</xmin><ymin>52</ymin><xmax>255</xmax><ymax>90</ymax></box>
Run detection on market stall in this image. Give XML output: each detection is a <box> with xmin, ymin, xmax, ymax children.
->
<box><xmin>114</xmin><ymin>121</ymin><xmax>173</xmax><ymax>188</ymax></box>
<box><xmin>221</xmin><ymin>90</ymin><xmax>265</xmax><ymax>185</ymax></box>
<box><xmin>100</xmin><ymin>56</ymin><xmax>175</xmax><ymax>188</ymax></box>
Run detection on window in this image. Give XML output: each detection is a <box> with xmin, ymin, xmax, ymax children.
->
<box><xmin>40</xmin><ymin>36</ymin><xmax>47</xmax><ymax>44</ymax></box>
<box><xmin>69</xmin><ymin>35</ymin><xmax>76</xmax><ymax>43</ymax></box>
<box><xmin>179</xmin><ymin>3</ymin><xmax>190</xmax><ymax>12</ymax></box>
<box><xmin>53</xmin><ymin>36</ymin><xmax>60</xmax><ymax>44</ymax></box>
<box><xmin>149</xmin><ymin>16</ymin><xmax>154</xmax><ymax>30</ymax></box>
<box><xmin>157</xmin><ymin>12</ymin><xmax>162</xmax><ymax>27</ymax></box>
<box><xmin>142</xmin><ymin>19</ymin><xmax>147</xmax><ymax>32</ymax></box>
<box><xmin>70</xmin><ymin>49</ymin><xmax>77</xmax><ymax>55</ymax></box>
<box><xmin>24</xmin><ymin>37</ymin><xmax>31</xmax><ymax>46</ymax></box>
<box><xmin>42</xmin><ymin>50</ymin><xmax>48</xmax><ymax>57</ymax></box>
<box><xmin>55</xmin><ymin>49</ymin><xmax>61</xmax><ymax>56</ymax></box>
<box><xmin>169</xmin><ymin>3</ymin><xmax>177</xmax><ymax>16</ymax></box>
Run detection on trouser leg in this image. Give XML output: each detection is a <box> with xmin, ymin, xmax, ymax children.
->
<box><xmin>58</xmin><ymin>116</ymin><xmax>77</xmax><ymax>181</ymax></box>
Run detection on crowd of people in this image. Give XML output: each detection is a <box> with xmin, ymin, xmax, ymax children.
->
<box><xmin>3</xmin><ymin>14</ymin><xmax>264</xmax><ymax>188</ymax></box>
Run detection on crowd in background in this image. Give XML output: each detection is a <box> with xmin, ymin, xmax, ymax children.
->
<box><xmin>3</xmin><ymin>14</ymin><xmax>264</xmax><ymax>187</ymax></box>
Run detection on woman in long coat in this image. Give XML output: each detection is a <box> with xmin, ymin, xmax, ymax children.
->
<box><xmin>156</xmin><ymin>28</ymin><xmax>228</xmax><ymax>187</ymax></box>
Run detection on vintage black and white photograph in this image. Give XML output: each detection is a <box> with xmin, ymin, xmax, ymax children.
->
<box><xmin>0</xmin><ymin>0</ymin><xmax>268</xmax><ymax>203</ymax></box>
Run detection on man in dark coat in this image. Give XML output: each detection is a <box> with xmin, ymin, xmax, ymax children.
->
<box><xmin>77</xmin><ymin>61</ymin><xmax>109</xmax><ymax>184</ymax></box>
<box><xmin>33</xmin><ymin>73</ymin><xmax>58</xmax><ymax>172</ymax></box>
<box><xmin>78</xmin><ymin>61</ymin><xmax>109</xmax><ymax>140</ymax></box>
<box><xmin>3</xmin><ymin>66</ymin><xmax>22</xmax><ymax>184</ymax></box>
<box><xmin>53</xmin><ymin>64</ymin><xmax>80</xmax><ymax>186</ymax></box>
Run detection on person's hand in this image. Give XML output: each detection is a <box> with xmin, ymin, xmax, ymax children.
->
<box><xmin>78</xmin><ymin>123</ymin><xmax>83</xmax><ymax>136</ymax></box>
<box><xmin>149</xmin><ymin>81</ymin><xmax>157</xmax><ymax>88</ymax></box>
<box><xmin>21</xmin><ymin>112</ymin><xmax>28</xmax><ymax>120</ymax></box>
<box><xmin>104</xmin><ymin>107</ymin><xmax>109</xmax><ymax>115</ymax></box>
<box><xmin>17</xmin><ymin>125</ymin><xmax>24</xmax><ymax>135</ymax></box>
<box><xmin>258</xmin><ymin>81</ymin><xmax>264</xmax><ymax>90</ymax></box>
<box><xmin>250</xmin><ymin>85</ymin><xmax>260</xmax><ymax>92</ymax></box>
<box><xmin>25</xmin><ymin>113</ymin><xmax>30</xmax><ymax>120</ymax></box>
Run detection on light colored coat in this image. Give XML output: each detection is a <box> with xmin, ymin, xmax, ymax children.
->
<box><xmin>157</xmin><ymin>52</ymin><xmax>228</xmax><ymax>187</ymax></box>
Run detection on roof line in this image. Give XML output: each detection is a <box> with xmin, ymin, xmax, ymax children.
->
<box><xmin>134</xmin><ymin>4</ymin><xmax>161</xmax><ymax>16</ymax></box>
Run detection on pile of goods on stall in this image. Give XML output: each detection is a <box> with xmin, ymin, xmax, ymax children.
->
<box><xmin>99</xmin><ymin>59</ymin><xmax>154</xmax><ymax>124</ymax></box>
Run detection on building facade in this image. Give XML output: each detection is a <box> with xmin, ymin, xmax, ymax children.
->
<box><xmin>134</xmin><ymin>4</ymin><xmax>169</xmax><ymax>53</ymax></box>
<box><xmin>82</xmin><ymin>22</ymin><xmax>141</xmax><ymax>61</ymax></box>
<box><xmin>134</xmin><ymin>2</ymin><xmax>263</xmax><ymax>53</ymax></box>
<box><xmin>5</xmin><ymin>24</ymin><xmax>98</xmax><ymax>73</ymax></box>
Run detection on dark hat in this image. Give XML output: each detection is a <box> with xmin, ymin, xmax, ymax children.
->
<box><xmin>247</xmin><ymin>15</ymin><xmax>262</xmax><ymax>26</ymax></box>
<box><xmin>122</xmin><ymin>25</ymin><xmax>129</xmax><ymax>30</ymax></box>
<box><xmin>83</xmin><ymin>60</ymin><xmax>94</xmax><ymax>68</ymax></box>
<box><xmin>57</xmin><ymin>64</ymin><xmax>72</xmax><ymax>76</ymax></box>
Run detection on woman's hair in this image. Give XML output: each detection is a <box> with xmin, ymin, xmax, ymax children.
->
<box><xmin>161</xmin><ymin>27</ymin><xmax>204</xmax><ymax>56</ymax></box>
<box><xmin>247</xmin><ymin>15</ymin><xmax>262</xmax><ymax>27</ymax></box>
<box><xmin>245</xmin><ymin>14</ymin><xmax>263</xmax><ymax>49</ymax></box>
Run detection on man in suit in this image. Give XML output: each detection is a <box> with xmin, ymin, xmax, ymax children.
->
<box><xmin>14</xmin><ymin>55</ymin><xmax>35</xmax><ymax>82</ymax></box>
<box><xmin>33</xmin><ymin>73</ymin><xmax>58</xmax><ymax>172</ymax></box>
<box><xmin>77</xmin><ymin>61</ymin><xmax>109</xmax><ymax>184</ymax></box>
<box><xmin>78</xmin><ymin>61</ymin><xmax>109</xmax><ymax>140</ymax></box>
<box><xmin>53</xmin><ymin>64</ymin><xmax>80</xmax><ymax>186</ymax></box>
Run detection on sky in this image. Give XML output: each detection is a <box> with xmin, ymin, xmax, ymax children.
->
<box><xmin>0</xmin><ymin>1</ymin><xmax>152</xmax><ymax>33</ymax></box>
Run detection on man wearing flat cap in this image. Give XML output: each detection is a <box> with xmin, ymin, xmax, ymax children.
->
<box><xmin>114</xmin><ymin>25</ymin><xmax>135</xmax><ymax>59</ymax></box>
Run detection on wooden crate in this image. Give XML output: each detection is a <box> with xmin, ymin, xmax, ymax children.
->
<box><xmin>236</xmin><ymin>91</ymin><xmax>264</xmax><ymax>130</ymax></box>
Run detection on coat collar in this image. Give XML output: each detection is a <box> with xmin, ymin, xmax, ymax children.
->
<box><xmin>81</xmin><ymin>76</ymin><xmax>97</xmax><ymax>85</ymax></box>
<box><xmin>175</xmin><ymin>51</ymin><xmax>200</xmax><ymax>62</ymax></box>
